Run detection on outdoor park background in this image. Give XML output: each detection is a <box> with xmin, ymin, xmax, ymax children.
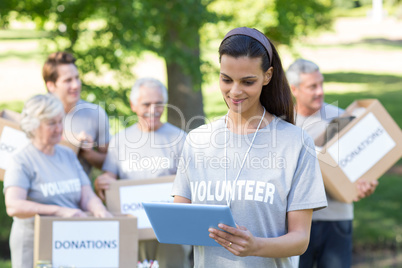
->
<box><xmin>0</xmin><ymin>1</ymin><xmax>402</xmax><ymax>267</ymax></box>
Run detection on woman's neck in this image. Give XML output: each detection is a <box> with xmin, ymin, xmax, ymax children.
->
<box><xmin>227</xmin><ymin>105</ymin><xmax>271</xmax><ymax>135</ymax></box>
<box><xmin>32</xmin><ymin>140</ymin><xmax>55</xmax><ymax>155</ymax></box>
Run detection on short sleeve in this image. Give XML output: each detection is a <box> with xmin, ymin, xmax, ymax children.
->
<box><xmin>3</xmin><ymin>155</ymin><xmax>32</xmax><ymax>192</ymax></box>
<box><xmin>287</xmin><ymin>133</ymin><xmax>327</xmax><ymax>212</ymax></box>
<box><xmin>172</xmin><ymin>131</ymin><xmax>187</xmax><ymax>171</ymax></box>
<box><xmin>171</xmin><ymin>136</ymin><xmax>192</xmax><ymax>200</ymax></box>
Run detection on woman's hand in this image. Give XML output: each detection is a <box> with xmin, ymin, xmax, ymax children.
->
<box><xmin>93</xmin><ymin>209</ymin><xmax>113</xmax><ymax>218</ymax></box>
<box><xmin>80</xmin><ymin>185</ymin><xmax>113</xmax><ymax>218</ymax></box>
<box><xmin>209</xmin><ymin>224</ymin><xmax>259</xmax><ymax>257</ymax></box>
<box><xmin>209</xmin><ymin>209</ymin><xmax>313</xmax><ymax>258</ymax></box>
<box><xmin>55</xmin><ymin>207</ymin><xmax>87</xmax><ymax>218</ymax></box>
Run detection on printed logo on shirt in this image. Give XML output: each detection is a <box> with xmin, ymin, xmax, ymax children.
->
<box><xmin>190</xmin><ymin>180</ymin><xmax>275</xmax><ymax>204</ymax></box>
<box><xmin>39</xmin><ymin>178</ymin><xmax>81</xmax><ymax>197</ymax></box>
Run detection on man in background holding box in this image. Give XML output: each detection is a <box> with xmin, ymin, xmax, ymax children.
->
<box><xmin>43</xmin><ymin>52</ymin><xmax>110</xmax><ymax>176</ymax></box>
<box><xmin>286</xmin><ymin>59</ymin><xmax>378</xmax><ymax>268</ymax></box>
<box><xmin>94</xmin><ymin>77</ymin><xmax>190</xmax><ymax>268</ymax></box>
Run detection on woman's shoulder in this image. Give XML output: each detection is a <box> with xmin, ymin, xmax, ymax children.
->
<box><xmin>10</xmin><ymin>143</ymin><xmax>34</xmax><ymax>162</ymax></box>
<box><xmin>182</xmin><ymin>116</ymin><xmax>225</xmax><ymax>147</ymax></box>
<box><xmin>186</xmin><ymin>116</ymin><xmax>224</xmax><ymax>139</ymax></box>
<box><xmin>273</xmin><ymin>117</ymin><xmax>314</xmax><ymax>144</ymax></box>
<box><xmin>189</xmin><ymin>116</ymin><xmax>225</xmax><ymax>134</ymax></box>
<box><xmin>273</xmin><ymin>117</ymin><xmax>302</xmax><ymax>133</ymax></box>
<box><xmin>55</xmin><ymin>144</ymin><xmax>78</xmax><ymax>158</ymax></box>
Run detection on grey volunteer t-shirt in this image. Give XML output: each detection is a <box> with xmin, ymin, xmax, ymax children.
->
<box><xmin>63</xmin><ymin>99</ymin><xmax>110</xmax><ymax>175</ymax></box>
<box><xmin>4</xmin><ymin>143</ymin><xmax>91</xmax><ymax>268</ymax></box>
<box><xmin>103</xmin><ymin>123</ymin><xmax>187</xmax><ymax>180</ymax></box>
<box><xmin>4</xmin><ymin>143</ymin><xmax>91</xmax><ymax>207</ymax></box>
<box><xmin>295</xmin><ymin>103</ymin><xmax>353</xmax><ymax>221</ymax></box>
<box><xmin>172</xmin><ymin>116</ymin><xmax>327</xmax><ymax>268</ymax></box>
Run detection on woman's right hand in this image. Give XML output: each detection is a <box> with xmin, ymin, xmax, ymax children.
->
<box><xmin>55</xmin><ymin>207</ymin><xmax>87</xmax><ymax>218</ymax></box>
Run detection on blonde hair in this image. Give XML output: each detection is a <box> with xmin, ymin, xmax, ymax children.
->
<box><xmin>20</xmin><ymin>94</ymin><xmax>65</xmax><ymax>138</ymax></box>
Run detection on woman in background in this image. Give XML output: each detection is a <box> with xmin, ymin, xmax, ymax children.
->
<box><xmin>4</xmin><ymin>94</ymin><xmax>112</xmax><ymax>268</ymax></box>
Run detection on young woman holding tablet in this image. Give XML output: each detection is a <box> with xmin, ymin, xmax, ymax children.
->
<box><xmin>172</xmin><ymin>27</ymin><xmax>327</xmax><ymax>267</ymax></box>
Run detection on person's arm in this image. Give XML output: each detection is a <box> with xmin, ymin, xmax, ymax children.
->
<box><xmin>5</xmin><ymin>186</ymin><xmax>87</xmax><ymax>218</ymax></box>
<box><xmin>79</xmin><ymin>142</ymin><xmax>109</xmax><ymax>169</ymax></box>
<box><xmin>173</xmin><ymin>195</ymin><xmax>191</xmax><ymax>204</ymax></box>
<box><xmin>94</xmin><ymin>171</ymin><xmax>118</xmax><ymax>201</ymax></box>
<box><xmin>354</xmin><ymin>179</ymin><xmax>378</xmax><ymax>202</ymax></box>
<box><xmin>209</xmin><ymin>209</ymin><xmax>313</xmax><ymax>258</ymax></box>
<box><xmin>76</xmin><ymin>131</ymin><xmax>108</xmax><ymax>169</ymax></box>
<box><xmin>80</xmin><ymin>185</ymin><xmax>113</xmax><ymax>218</ymax></box>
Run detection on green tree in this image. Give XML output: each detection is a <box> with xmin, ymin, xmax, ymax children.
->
<box><xmin>0</xmin><ymin>0</ymin><xmax>332</xmax><ymax>130</ymax></box>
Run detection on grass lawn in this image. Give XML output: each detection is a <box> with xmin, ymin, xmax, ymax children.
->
<box><xmin>354</xmin><ymin>174</ymin><xmax>402</xmax><ymax>249</ymax></box>
<box><xmin>0</xmin><ymin>260</ymin><xmax>11</xmax><ymax>268</ymax></box>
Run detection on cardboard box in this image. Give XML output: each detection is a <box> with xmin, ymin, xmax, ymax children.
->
<box><xmin>316</xmin><ymin>99</ymin><xmax>402</xmax><ymax>203</ymax></box>
<box><xmin>34</xmin><ymin>213</ymin><xmax>138</xmax><ymax>268</ymax></box>
<box><xmin>105</xmin><ymin>175</ymin><xmax>175</xmax><ymax>240</ymax></box>
<box><xmin>0</xmin><ymin>109</ymin><xmax>79</xmax><ymax>181</ymax></box>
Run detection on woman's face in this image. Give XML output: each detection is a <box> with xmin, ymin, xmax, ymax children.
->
<box><xmin>219</xmin><ymin>55</ymin><xmax>272</xmax><ymax>117</ymax></box>
<box><xmin>33</xmin><ymin>112</ymin><xmax>64</xmax><ymax>147</ymax></box>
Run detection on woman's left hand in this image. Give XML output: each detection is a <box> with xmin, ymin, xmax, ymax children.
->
<box><xmin>209</xmin><ymin>224</ymin><xmax>258</xmax><ymax>256</ymax></box>
<box><xmin>93</xmin><ymin>209</ymin><xmax>113</xmax><ymax>218</ymax></box>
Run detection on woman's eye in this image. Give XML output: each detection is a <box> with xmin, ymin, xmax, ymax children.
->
<box><xmin>244</xmin><ymin>81</ymin><xmax>255</xmax><ymax>86</ymax></box>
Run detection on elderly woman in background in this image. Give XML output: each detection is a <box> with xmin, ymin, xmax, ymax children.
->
<box><xmin>3</xmin><ymin>94</ymin><xmax>112</xmax><ymax>268</ymax></box>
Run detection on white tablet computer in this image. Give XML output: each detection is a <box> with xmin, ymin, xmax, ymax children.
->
<box><xmin>142</xmin><ymin>202</ymin><xmax>236</xmax><ymax>247</ymax></box>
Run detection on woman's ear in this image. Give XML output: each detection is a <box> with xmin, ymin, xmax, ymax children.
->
<box><xmin>263</xmin><ymin>67</ymin><xmax>274</xmax><ymax>86</ymax></box>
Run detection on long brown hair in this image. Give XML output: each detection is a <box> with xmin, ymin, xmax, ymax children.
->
<box><xmin>219</xmin><ymin>34</ymin><xmax>294</xmax><ymax>124</ymax></box>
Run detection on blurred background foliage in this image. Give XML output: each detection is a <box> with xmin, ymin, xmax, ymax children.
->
<box><xmin>1</xmin><ymin>0</ymin><xmax>402</xmax><ymax>264</ymax></box>
<box><xmin>0</xmin><ymin>0</ymin><xmax>332</xmax><ymax>128</ymax></box>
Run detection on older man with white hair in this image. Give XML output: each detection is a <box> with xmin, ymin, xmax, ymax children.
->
<box><xmin>286</xmin><ymin>59</ymin><xmax>378</xmax><ymax>268</ymax></box>
<box><xmin>94</xmin><ymin>77</ymin><xmax>189</xmax><ymax>267</ymax></box>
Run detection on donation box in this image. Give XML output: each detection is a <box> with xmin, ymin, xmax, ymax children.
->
<box><xmin>105</xmin><ymin>175</ymin><xmax>175</xmax><ymax>240</ymax></box>
<box><xmin>316</xmin><ymin>99</ymin><xmax>402</xmax><ymax>203</ymax></box>
<box><xmin>34</xmin><ymin>213</ymin><xmax>138</xmax><ymax>268</ymax></box>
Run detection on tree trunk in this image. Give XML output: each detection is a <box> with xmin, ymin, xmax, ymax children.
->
<box><xmin>164</xmin><ymin>19</ymin><xmax>205</xmax><ymax>132</ymax></box>
<box><xmin>166</xmin><ymin>61</ymin><xmax>205</xmax><ymax>132</ymax></box>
